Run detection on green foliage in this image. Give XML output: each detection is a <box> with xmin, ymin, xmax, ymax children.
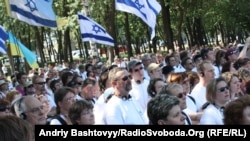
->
<box><xmin>1</xmin><ymin>0</ymin><xmax>250</xmax><ymax>67</ymax></box>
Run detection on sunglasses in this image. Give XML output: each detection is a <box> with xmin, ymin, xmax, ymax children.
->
<box><xmin>77</xmin><ymin>82</ymin><xmax>82</xmax><ymax>85</ymax></box>
<box><xmin>35</xmin><ymin>82</ymin><xmax>46</xmax><ymax>85</ymax></box>
<box><xmin>218</xmin><ymin>86</ymin><xmax>229</xmax><ymax>92</ymax></box>
<box><xmin>229</xmin><ymin>50</ymin><xmax>238</xmax><ymax>55</ymax></box>
<box><xmin>27</xmin><ymin>85</ymin><xmax>34</xmax><ymax>88</ymax></box>
<box><xmin>121</xmin><ymin>75</ymin><xmax>132</xmax><ymax>81</ymax></box>
<box><xmin>0</xmin><ymin>106</ymin><xmax>10</xmax><ymax>112</ymax></box>
<box><xmin>177</xmin><ymin>92</ymin><xmax>185</xmax><ymax>98</ymax></box>
<box><xmin>134</xmin><ymin>67</ymin><xmax>144</xmax><ymax>72</ymax></box>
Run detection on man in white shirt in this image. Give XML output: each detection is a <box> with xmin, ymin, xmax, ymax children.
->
<box><xmin>128</xmin><ymin>60</ymin><xmax>150</xmax><ymax>112</ymax></box>
<box><xmin>200</xmin><ymin>47</ymin><xmax>219</xmax><ymax>78</ymax></box>
<box><xmin>104</xmin><ymin>67</ymin><xmax>147</xmax><ymax>124</ymax></box>
<box><xmin>190</xmin><ymin>60</ymin><xmax>215</xmax><ymax>111</ymax></box>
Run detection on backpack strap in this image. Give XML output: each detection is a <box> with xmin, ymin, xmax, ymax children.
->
<box><xmin>53</xmin><ymin>115</ymin><xmax>67</xmax><ymax>125</ymax></box>
<box><xmin>187</xmin><ymin>95</ymin><xmax>196</xmax><ymax>105</ymax></box>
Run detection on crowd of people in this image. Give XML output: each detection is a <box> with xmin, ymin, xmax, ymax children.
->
<box><xmin>1</xmin><ymin>38</ymin><xmax>250</xmax><ymax>140</ymax></box>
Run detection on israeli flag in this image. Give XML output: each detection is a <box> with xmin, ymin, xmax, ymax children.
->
<box><xmin>78</xmin><ymin>13</ymin><xmax>114</xmax><ymax>46</ymax></box>
<box><xmin>116</xmin><ymin>0</ymin><xmax>161</xmax><ymax>40</ymax></box>
<box><xmin>0</xmin><ymin>25</ymin><xmax>8</xmax><ymax>54</ymax></box>
<box><xmin>8</xmin><ymin>0</ymin><xmax>57</xmax><ymax>27</ymax></box>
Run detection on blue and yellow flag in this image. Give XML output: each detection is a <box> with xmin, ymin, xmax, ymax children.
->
<box><xmin>8</xmin><ymin>32</ymin><xmax>39</xmax><ymax>69</ymax></box>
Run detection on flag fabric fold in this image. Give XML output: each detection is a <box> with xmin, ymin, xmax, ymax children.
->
<box><xmin>78</xmin><ymin>13</ymin><xmax>114</xmax><ymax>46</ymax></box>
<box><xmin>6</xmin><ymin>0</ymin><xmax>57</xmax><ymax>27</ymax></box>
<box><xmin>8</xmin><ymin>32</ymin><xmax>39</xmax><ymax>68</ymax></box>
<box><xmin>0</xmin><ymin>25</ymin><xmax>8</xmax><ymax>54</ymax></box>
<box><xmin>115</xmin><ymin>0</ymin><xmax>161</xmax><ymax>40</ymax></box>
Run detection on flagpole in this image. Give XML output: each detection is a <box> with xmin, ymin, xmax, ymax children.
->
<box><xmin>82</xmin><ymin>0</ymin><xmax>99</xmax><ymax>59</ymax></box>
<box><xmin>7</xmin><ymin>42</ymin><xmax>15</xmax><ymax>74</ymax></box>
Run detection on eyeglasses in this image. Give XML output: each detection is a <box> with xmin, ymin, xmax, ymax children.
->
<box><xmin>121</xmin><ymin>75</ymin><xmax>132</xmax><ymax>81</ymax></box>
<box><xmin>26</xmin><ymin>105</ymin><xmax>44</xmax><ymax>114</ymax></box>
<box><xmin>35</xmin><ymin>82</ymin><xmax>46</xmax><ymax>85</ymax></box>
<box><xmin>81</xmin><ymin>109</ymin><xmax>93</xmax><ymax>115</ymax></box>
<box><xmin>218</xmin><ymin>86</ymin><xmax>229</xmax><ymax>92</ymax></box>
<box><xmin>177</xmin><ymin>92</ymin><xmax>185</xmax><ymax>98</ymax></box>
<box><xmin>134</xmin><ymin>67</ymin><xmax>143</xmax><ymax>72</ymax></box>
<box><xmin>0</xmin><ymin>106</ymin><xmax>10</xmax><ymax>112</ymax></box>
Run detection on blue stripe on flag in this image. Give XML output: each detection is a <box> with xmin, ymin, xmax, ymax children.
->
<box><xmin>146</xmin><ymin>0</ymin><xmax>159</xmax><ymax>15</ymax></box>
<box><xmin>10</xmin><ymin>5</ymin><xmax>57</xmax><ymax>27</ymax></box>
<box><xmin>0</xmin><ymin>28</ymin><xmax>8</xmax><ymax>41</ymax></box>
<box><xmin>115</xmin><ymin>0</ymin><xmax>161</xmax><ymax>40</ymax></box>
<box><xmin>0</xmin><ymin>42</ymin><xmax>7</xmax><ymax>54</ymax></box>
<box><xmin>116</xmin><ymin>0</ymin><xmax>147</xmax><ymax>19</ymax></box>
<box><xmin>78</xmin><ymin>13</ymin><xmax>114</xmax><ymax>46</ymax></box>
<box><xmin>81</xmin><ymin>33</ymin><xmax>115</xmax><ymax>43</ymax></box>
<box><xmin>0</xmin><ymin>25</ymin><xmax>8</xmax><ymax>54</ymax></box>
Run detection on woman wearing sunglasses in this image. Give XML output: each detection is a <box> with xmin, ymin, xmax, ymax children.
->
<box><xmin>166</xmin><ymin>72</ymin><xmax>202</xmax><ymax>125</ymax></box>
<box><xmin>0</xmin><ymin>99</ymin><xmax>11</xmax><ymax>117</ymax></box>
<box><xmin>199</xmin><ymin>77</ymin><xmax>231</xmax><ymax>125</ymax></box>
<box><xmin>158</xmin><ymin>83</ymin><xmax>192</xmax><ymax>125</ymax></box>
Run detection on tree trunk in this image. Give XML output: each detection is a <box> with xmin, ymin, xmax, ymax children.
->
<box><xmin>159</xmin><ymin>0</ymin><xmax>174</xmax><ymax>51</ymax></box>
<box><xmin>125</xmin><ymin>13</ymin><xmax>133</xmax><ymax>58</ymax></box>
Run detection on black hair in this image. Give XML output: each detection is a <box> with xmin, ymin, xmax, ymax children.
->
<box><xmin>200</xmin><ymin>47</ymin><xmax>212</xmax><ymax>60</ymax></box>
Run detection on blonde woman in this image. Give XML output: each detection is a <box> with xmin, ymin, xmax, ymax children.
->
<box><xmin>222</xmin><ymin>72</ymin><xmax>243</xmax><ymax>100</ymax></box>
<box><xmin>199</xmin><ymin>77</ymin><xmax>231</xmax><ymax>125</ymax></box>
<box><xmin>238</xmin><ymin>68</ymin><xmax>250</xmax><ymax>94</ymax></box>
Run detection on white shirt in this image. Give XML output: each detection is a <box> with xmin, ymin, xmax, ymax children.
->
<box><xmin>50</xmin><ymin>114</ymin><xmax>66</xmax><ymax>125</ymax></box>
<box><xmin>129</xmin><ymin>79</ymin><xmax>150</xmax><ymax>112</ymax></box>
<box><xmin>143</xmin><ymin>69</ymin><xmax>150</xmax><ymax>80</ymax></box>
<box><xmin>94</xmin><ymin>94</ymin><xmax>106</xmax><ymax>124</ymax></box>
<box><xmin>104</xmin><ymin>96</ymin><xmax>147</xmax><ymax>125</ymax></box>
<box><xmin>190</xmin><ymin>82</ymin><xmax>207</xmax><ymax>111</ymax></box>
<box><xmin>183</xmin><ymin>94</ymin><xmax>197</xmax><ymax>114</ymax></box>
<box><xmin>94</xmin><ymin>88</ymin><xmax>114</xmax><ymax>124</ymax></box>
<box><xmin>213</xmin><ymin>65</ymin><xmax>220</xmax><ymax>78</ymax></box>
<box><xmin>199</xmin><ymin>104</ymin><xmax>224</xmax><ymax>125</ymax></box>
<box><xmin>174</xmin><ymin>63</ymin><xmax>186</xmax><ymax>72</ymax></box>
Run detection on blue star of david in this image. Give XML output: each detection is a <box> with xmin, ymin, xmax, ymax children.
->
<box><xmin>134</xmin><ymin>0</ymin><xmax>144</xmax><ymax>10</ymax></box>
<box><xmin>92</xmin><ymin>25</ymin><xmax>102</xmax><ymax>34</ymax></box>
<box><xmin>25</xmin><ymin>0</ymin><xmax>38</xmax><ymax>12</ymax></box>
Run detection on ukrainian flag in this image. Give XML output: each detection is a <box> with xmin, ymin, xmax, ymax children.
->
<box><xmin>8</xmin><ymin>32</ymin><xmax>39</xmax><ymax>69</ymax></box>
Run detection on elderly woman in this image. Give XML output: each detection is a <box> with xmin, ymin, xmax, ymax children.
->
<box><xmin>166</xmin><ymin>72</ymin><xmax>201</xmax><ymax>124</ymax></box>
<box><xmin>0</xmin><ymin>99</ymin><xmax>11</xmax><ymax>117</ymax></box>
<box><xmin>147</xmin><ymin>94</ymin><xmax>185</xmax><ymax>125</ymax></box>
<box><xmin>199</xmin><ymin>77</ymin><xmax>231</xmax><ymax>125</ymax></box>
<box><xmin>159</xmin><ymin>83</ymin><xmax>192</xmax><ymax>125</ymax></box>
